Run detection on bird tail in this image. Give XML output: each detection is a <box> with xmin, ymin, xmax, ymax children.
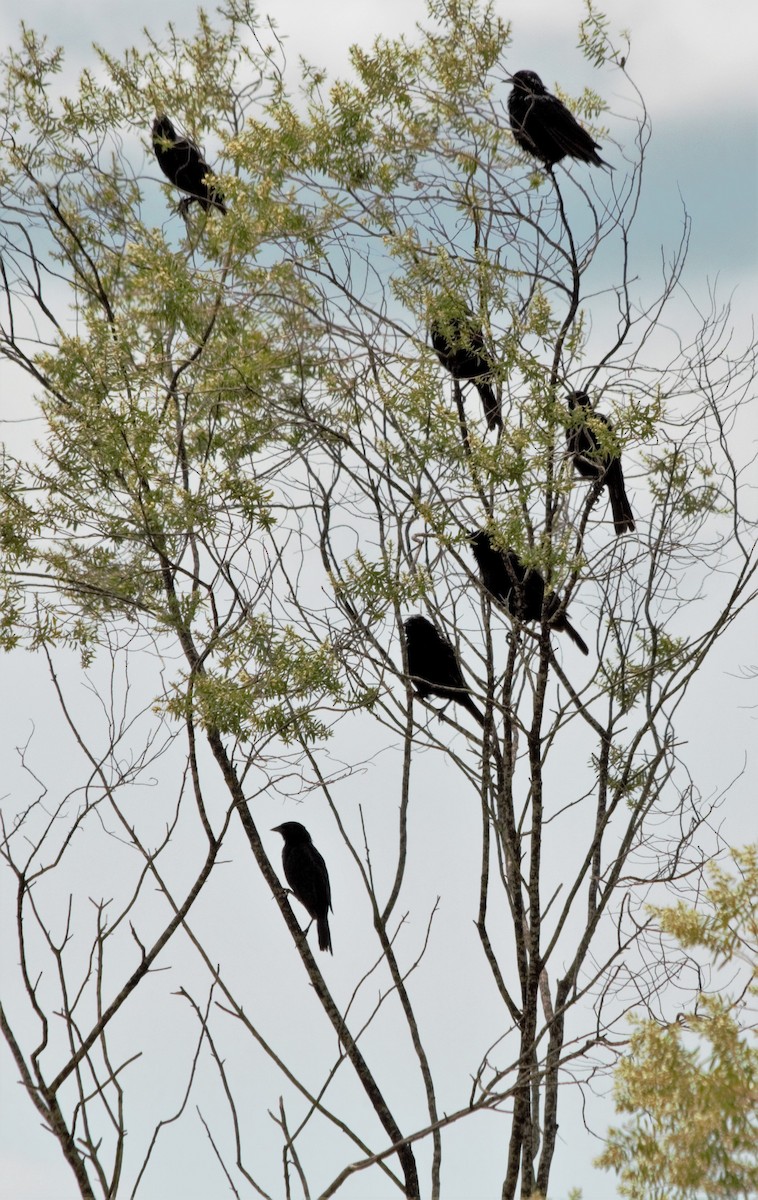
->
<box><xmin>607</xmin><ymin>461</ymin><xmax>635</xmax><ymax>535</ymax></box>
<box><xmin>317</xmin><ymin>914</ymin><xmax>333</xmax><ymax>954</ymax></box>
<box><xmin>475</xmin><ymin>381</ymin><xmax>502</xmax><ymax>431</ymax></box>
<box><xmin>201</xmin><ymin>190</ymin><xmax>226</xmax><ymax>215</ymax></box>
<box><xmin>199</xmin><ymin>174</ymin><xmax>227</xmax><ymax>215</ymax></box>
<box><xmin>558</xmin><ymin>618</ymin><xmax>589</xmax><ymax>656</ymax></box>
<box><xmin>461</xmin><ymin>693</ymin><xmax>486</xmax><ymax>727</ymax></box>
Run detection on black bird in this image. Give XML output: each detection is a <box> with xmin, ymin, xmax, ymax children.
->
<box><xmin>468</xmin><ymin>530</ymin><xmax>589</xmax><ymax>655</ymax></box>
<box><xmin>152</xmin><ymin>115</ymin><xmax>227</xmax><ymax>215</ymax></box>
<box><xmin>507</xmin><ymin>70</ymin><xmax>608</xmax><ymax>169</ymax></box>
<box><xmin>403</xmin><ymin>615</ymin><xmax>484</xmax><ymax>723</ymax></box>
<box><xmin>566</xmin><ymin>391</ymin><xmax>635</xmax><ymax>536</ymax></box>
<box><xmin>272</xmin><ymin>821</ymin><xmax>332</xmax><ymax>953</ymax></box>
<box><xmin>430</xmin><ymin>312</ymin><xmax>502</xmax><ymax>430</ymax></box>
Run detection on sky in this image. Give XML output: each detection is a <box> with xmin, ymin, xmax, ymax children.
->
<box><xmin>1</xmin><ymin>0</ymin><xmax>755</xmax><ymax>289</ymax></box>
<box><xmin>0</xmin><ymin>1</ymin><xmax>757</xmax><ymax>1198</ymax></box>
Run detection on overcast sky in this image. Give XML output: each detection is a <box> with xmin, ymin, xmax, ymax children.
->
<box><xmin>1</xmin><ymin>1</ymin><xmax>756</xmax><ymax>1198</ymax></box>
<box><xmin>1</xmin><ymin>0</ymin><xmax>755</xmax><ymax>291</ymax></box>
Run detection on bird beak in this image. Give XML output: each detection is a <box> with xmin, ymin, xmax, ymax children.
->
<box><xmin>271</xmin><ymin>825</ymin><xmax>282</xmax><ymax>833</ymax></box>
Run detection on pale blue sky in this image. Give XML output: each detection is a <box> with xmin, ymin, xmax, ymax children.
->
<box><xmin>0</xmin><ymin>1</ymin><xmax>756</xmax><ymax>1197</ymax></box>
<box><xmin>1</xmin><ymin>0</ymin><xmax>755</xmax><ymax>307</ymax></box>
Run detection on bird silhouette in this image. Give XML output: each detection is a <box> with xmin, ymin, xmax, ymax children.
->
<box><xmin>468</xmin><ymin>530</ymin><xmax>589</xmax><ymax>655</ymax></box>
<box><xmin>272</xmin><ymin>822</ymin><xmax>332</xmax><ymax>953</ymax></box>
<box><xmin>430</xmin><ymin>311</ymin><xmax>502</xmax><ymax>430</ymax></box>
<box><xmin>403</xmin><ymin>615</ymin><xmax>484</xmax><ymax>723</ymax></box>
<box><xmin>507</xmin><ymin>70</ymin><xmax>608</xmax><ymax>169</ymax></box>
<box><xmin>566</xmin><ymin>391</ymin><xmax>634</xmax><ymax>536</ymax></box>
<box><xmin>152</xmin><ymin>115</ymin><xmax>227</xmax><ymax>215</ymax></box>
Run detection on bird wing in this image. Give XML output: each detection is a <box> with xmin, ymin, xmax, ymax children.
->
<box><xmin>289</xmin><ymin>844</ymin><xmax>331</xmax><ymax>914</ymax></box>
<box><xmin>282</xmin><ymin>844</ymin><xmax>327</xmax><ymax>920</ymax></box>
<box><xmin>544</xmin><ymin>96</ymin><xmax>602</xmax><ymax>162</ymax></box>
<box><xmin>170</xmin><ymin>139</ymin><xmax>207</xmax><ymax>188</ymax></box>
<box><xmin>437</xmin><ymin>638</ymin><xmax>468</xmax><ymax>696</ymax></box>
<box><xmin>153</xmin><ymin>124</ymin><xmax>225</xmax><ymax>212</ymax></box>
<box><xmin>431</xmin><ymin>316</ymin><xmax>492</xmax><ymax>381</ymax></box>
<box><xmin>311</xmin><ymin>846</ymin><xmax>332</xmax><ymax>912</ymax></box>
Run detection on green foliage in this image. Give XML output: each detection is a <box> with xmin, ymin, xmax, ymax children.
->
<box><xmin>579</xmin><ymin>0</ymin><xmax>616</xmax><ymax>68</ymax></box>
<box><xmin>165</xmin><ymin>618</ymin><xmax>343</xmax><ymax>742</ymax></box>
<box><xmin>0</xmin><ymin>2</ymin><xmax>343</xmax><ymax>748</ymax></box>
<box><xmin>646</xmin><ymin>447</ymin><xmax>724</xmax><ymax>519</ymax></box>
<box><xmin>655</xmin><ymin>847</ymin><xmax>758</xmax><ymax>969</ymax></box>
<box><xmin>602</xmin><ymin>629</ymin><xmax>690</xmax><ymax>716</ymax></box>
<box><xmin>598</xmin><ymin>848</ymin><xmax>758</xmax><ymax>1198</ymax></box>
<box><xmin>0</xmin><ymin>0</ymin><xmax>721</xmax><ymax>763</ymax></box>
<box><xmin>336</xmin><ymin>548</ymin><xmax>431</xmax><ymax>622</ymax></box>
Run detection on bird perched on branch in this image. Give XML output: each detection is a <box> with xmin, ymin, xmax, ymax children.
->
<box><xmin>152</xmin><ymin>114</ymin><xmax>227</xmax><ymax>215</ymax></box>
<box><xmin>430</xmin><ymin>311</ymin><xmax>502</xmax><ymax>430</ymax></box>
<box><xmin>272</xmin><ymin>822</ymin><xmax>332</xmax><ymax>953</ymax></box>
<box><xmin>507</xmin><ymin>70</ymin><xmax>608</xmax><ymax>169</ymax></box>
<box><xmin>403</xmin><ymin>614</ymin><xmax>484</xmax><ymax>723</ymax></box>
<box><xmin>468</xmin><ymin>530</ymin><xmax>589</xmax><ymax>655</ymax></box>
<box><xmin>566</xmin><ymin>390</ymin><xmax>635</xmax><ymax>536</ymax></box>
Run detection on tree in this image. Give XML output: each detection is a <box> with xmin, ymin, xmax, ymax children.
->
<box><xmin>597</xmin><ymin>846</ymin><xmax>758</xmax><ymax>1198</ymax></box>
<box><xmin>0</xmin><ymin>1</ymin><xmax>756</xmax><ymax>1197</ymax></box>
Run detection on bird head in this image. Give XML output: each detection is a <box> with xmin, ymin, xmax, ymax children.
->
<box><xmin>403</xmin><ymin>614</ymin><xmax>427</xmax><ymax>636</ymax></box>
<box><xmin>467</xmin><ymin>529</ymin><xmax>489</xmax><ymax>551</ymax></box>
<box><xmin>152</xmin><ymin>114</ymin><xmax>176</xmax><ymax>143</ymax></box>
<box><xmin>507</xmin><ymin>70</ymin><xmax>546</xmax><ymax>95</ymax></box>
<box><xmin>272</xmin><ymin>822</ymin><xmax>312</xmax><ymax>843</ymax></box>
<box><xmin>567</xmin><ymin>390</ymin><xmax>592</xmax><ymax>411</ymax></box>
